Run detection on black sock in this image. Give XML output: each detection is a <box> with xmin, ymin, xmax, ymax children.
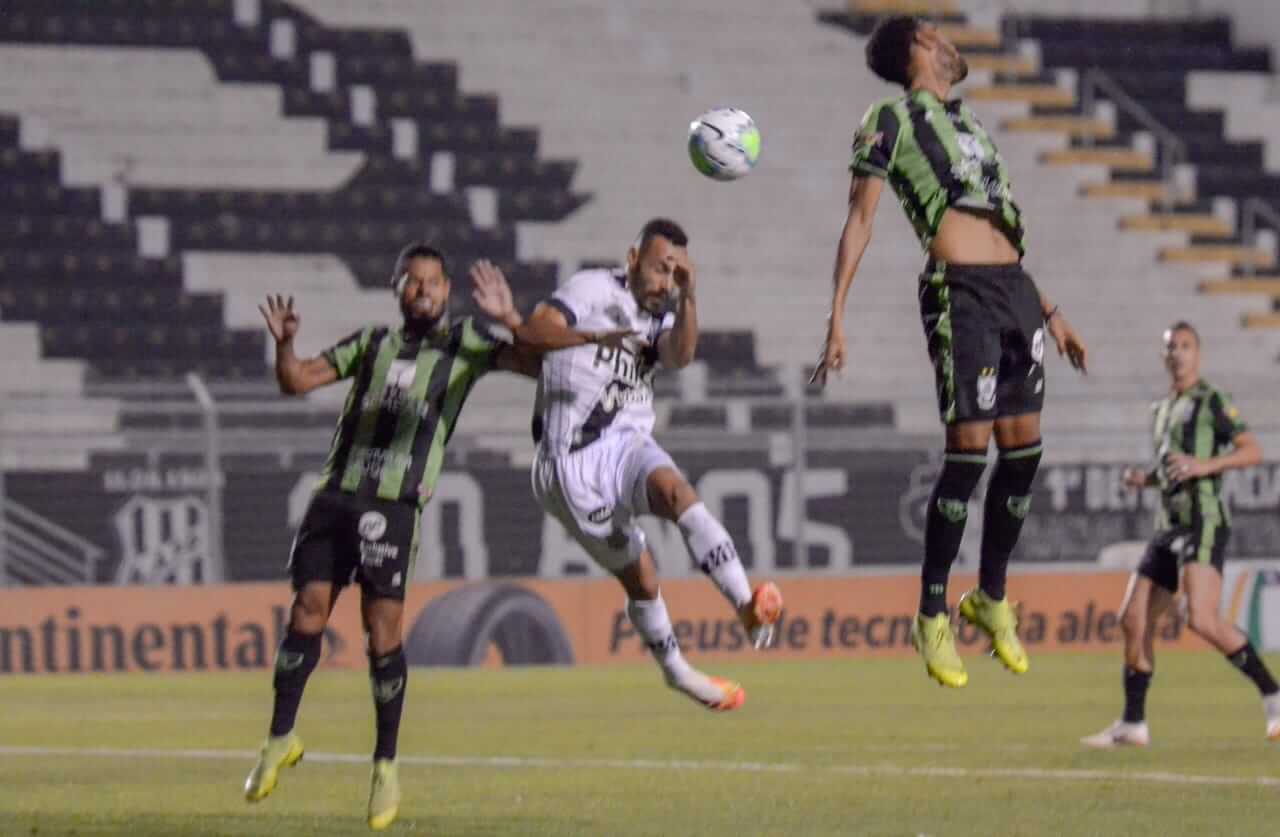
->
<box><xmin>270</xmin><ymin>629</ymin><xmax>323</xmax><ymax>737</ymax></box>
<box><xmin>370</xmin><ymin>646</ymin><xmax>408</xmax><ymax>761</ymax></box>
<box><xmin>921</xmin><ymin>449</ymin><xmax>987</xmax><ymax>617</ymax></box>
<box><xmin>979</xmin><ymin>441</ymin><xmax>1042</xmax><ymax>601</ymax></box>
<box><xmin>1226</xmin><ymin>641</ymin><xmax>1279</xmax><ymax>696</ymax></box>
<box><xmin>1123</xmin><ymin>666</ymin><xmax>1152</xmax><ymax>723</ymax></box>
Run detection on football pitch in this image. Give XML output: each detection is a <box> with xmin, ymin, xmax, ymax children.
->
<box><xmin>1</xmin><ymin>653</ymin><xmax>1277</xmax><ymax>836</ymax></box>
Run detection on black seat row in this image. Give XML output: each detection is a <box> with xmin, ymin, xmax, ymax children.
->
<box><xmin>167</xmin><ymin>218</ymin><xmax>517</xmax><ymax>257</ymax></box>
<box><xmin>128</xmin><ymin>186</ymin><xmax>471</xmax><ymax>222</ymax></box>
<box><xmin>0</xmin><ymin>285</ymin><xmax>222</xmax><ymax>325</ymax></box>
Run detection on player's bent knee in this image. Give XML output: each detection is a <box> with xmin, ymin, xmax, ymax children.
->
<box><xmin>367</xmin><ymin>623</ymin><xmax>404</xmax><ymax>655</ymax></box>
<box><xmin>291</xmin><ymin>595</ymin><xmax>330</xmax><ymax>632</ymax></box>
<box><xmin>646</xmin><ymin>468</ymin><xmax>695</xmax><ymax>519</ymax></box>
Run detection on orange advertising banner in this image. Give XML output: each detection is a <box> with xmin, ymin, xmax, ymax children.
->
<box><xmin>0</xmin><ymin>572</ymin><xmax>1205</xmax><ymax>675</ymax></box>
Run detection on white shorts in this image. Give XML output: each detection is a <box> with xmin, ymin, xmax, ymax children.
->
<box><xmin>532</xmin><ymin>431</ymin><xmax>679</xmax><ymax>572</ymax></box>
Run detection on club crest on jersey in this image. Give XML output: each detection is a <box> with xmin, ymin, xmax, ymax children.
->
<box><xmin>977</xmin><ymin>367</ymin><xmax>997</xmax><ymax>411</ymax></box>
<box><xmin>358</xmin><ymin>511</ymin><xmax>388</xmax><ymax>542</ymax></box>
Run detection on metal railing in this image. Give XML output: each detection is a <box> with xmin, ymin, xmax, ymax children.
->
<box><xmin>1</xmin><ymin>498</ymin><xmax>105</xmax><ymax>585</ymax></box>
<box><xmin>1240</xmin><ymin>198</ymin><xmax>1280</xmax><ymax>276</ymax></box>
<box><xmin>1078</xmin><ymin>68</ymin><xmax>1187</xmax><ymax>208</ymax></box>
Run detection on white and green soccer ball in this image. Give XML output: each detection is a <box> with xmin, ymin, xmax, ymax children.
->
<box><xmin>687</xmin><ymin>107</ymin><xmax>760</xmax><ymax>181</ymax></box>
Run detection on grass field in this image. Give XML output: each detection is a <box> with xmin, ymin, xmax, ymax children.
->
<box><xmin>1</xmin><ymin>652</ymin><xmax>1278</xmax><ymax>836</ymax></box>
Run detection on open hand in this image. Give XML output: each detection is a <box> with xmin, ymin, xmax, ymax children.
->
<box><xmin>258</xmin><ymin>295</ymin><xmax>300</xmax><ymax>344</ymax></box>
<box><xmin>470</xmin><ymin>259</ymin><xmax>519</xmax><ymax>328</ymax></box>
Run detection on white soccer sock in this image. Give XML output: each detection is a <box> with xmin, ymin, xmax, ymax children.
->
<box><xmin>677</xmin><ymin>502</ymin><xmax>752</xmax><ymax>610</ymax></box>
<box><xmin>626</xmin><ymin>594</ymin><xmax>692</xmax><ymax>685</ymax></box>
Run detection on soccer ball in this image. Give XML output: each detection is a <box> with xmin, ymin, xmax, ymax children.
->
<box><xmin>687</xmin><ymin>107</ymin><xmax>761</xmax><ymax>181</ymax></box>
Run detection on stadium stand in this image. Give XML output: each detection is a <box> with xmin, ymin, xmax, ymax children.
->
<box><xmin>0</xmin><ymin>0</ymin><xmax>792</xmax><ymax>416</ymax></box>
<box><xmin>289</xmin><ymin>0</ymin><xmax>1279</xmax><ymax>454</ymax></box>
<box><xmin>2</xmin><ymin>0</ymin><xmax>1279</xmax><ymax>585</ymax></box>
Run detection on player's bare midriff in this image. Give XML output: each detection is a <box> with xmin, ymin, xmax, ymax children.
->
<box><xmin>929</xmin><ymin>207</ymin><xmax>1020</xmax><ymax>265</ymax></box>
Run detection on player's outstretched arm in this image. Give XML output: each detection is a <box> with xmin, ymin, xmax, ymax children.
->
<box><xmin>258</xmin><ymin>295</ymin><xmax>338</xmax><ymax>395</ymax></box>
<box><xmin>470</xmin><ymin>260</ymin><xmax>632</xmax><ymax>357</ymax></box>
<box><xmin>811</xmin><ymin>174</ymin><xmax>883</xmax><ymax>388</ymax></box>
<box><xmin>657</xmin><ymin>249</ymin><xmax>697</xmax><ymax>369</ymax></box>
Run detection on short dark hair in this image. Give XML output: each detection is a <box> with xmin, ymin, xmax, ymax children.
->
<box><xmin>866</xmin><ymin>15</ymin><xmax>922</xmax><ymax>88</ymax></box>
<box><xmin>1165</xmin><ymin>320</ymin><xmax>1200</xmax><ymax>346</ymax></box>
<box><xmin>390</xmin><ymin>242</ymin><xmax>448</xmax><ymax>290</ymax></box>
<box><xmin>636</xmin><ymin>218</ymin><xmax>688</xmax><ymax>254</ymax></box>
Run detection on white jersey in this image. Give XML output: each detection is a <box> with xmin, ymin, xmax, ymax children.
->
<box><xmin>534</xmin><ymin>268</ymin><xmax>674</xmax><ymax>456</ymax></box>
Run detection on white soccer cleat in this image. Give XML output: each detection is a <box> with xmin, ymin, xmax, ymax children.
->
<box><xmin>666</xmin><ymin>667</ymin><xmax>745</xmax><ymax>712</ymax></box>
<box><xmin>1263</xmin><ymin>693</ymin><xmax>1280</xmax><ymax>742</ymax></box>
<box><xmin>1080</xmin><ymin>720</ymin><xmax>1150</xmax><ymax>749</ymax></box>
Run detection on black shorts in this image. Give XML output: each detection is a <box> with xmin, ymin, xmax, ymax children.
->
<box><xmin>288</xmin><ymin>489</ymin><xmax>420</xmax><ymax>601</ymax></box>
<box><xmin>918</xmin><ymin>260</ymin><xmax>1046</xmax><ymax>425</ymax></box>
<box><xmin>1137</xmin><ymin>524</ymin><xmax>1230</xmax><ymax>593</ymax></box>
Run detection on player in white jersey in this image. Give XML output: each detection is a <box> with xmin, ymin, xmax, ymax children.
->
<box><xmin>479</xmin><ymin>218</ymin><xmax>782</xmax><ymax>710</ymax></box>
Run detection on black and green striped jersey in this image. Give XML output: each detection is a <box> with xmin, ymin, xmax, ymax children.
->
<box><xmin>1150</xmin><ymin>380</ymin><xmax>1248</xmax><ymax>531</ymax></box>
<box><xmin>318</xmin><ymin>317</ymin><xmax>502</xmax><ymax>507</ymax></box>
<box><xmin>850</xmin><ymin>89</ymin><xmax>1025</xmax><ymax>256</ymax></box>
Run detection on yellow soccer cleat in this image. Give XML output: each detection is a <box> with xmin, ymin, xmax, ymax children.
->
<box><xmin>958</xmin><ymin>588</ymin><xmax>1029</xmax><ymax>674</ymax></box>
<box><xmin>911</xmin><ymin>612</ymin><xmax>968</xmax><ymax>688</ymax></box>
<box><xmin>368</xmin><ymin>758</ymin><xmax>401</xmax><ymax>831</ymax></box>
<box><xmin>244</xmin><ymin>733</ymin><xmax>304</xmax><ymax>802</ymax></box>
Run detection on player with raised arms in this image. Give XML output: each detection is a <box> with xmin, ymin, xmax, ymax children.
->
<box><xmin>814</xmin><ymin>16</ymin><xmax>1088</xmax><ymax>688</ymax></box>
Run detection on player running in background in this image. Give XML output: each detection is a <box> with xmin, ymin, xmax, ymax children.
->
<box><xmin>813</xmin><ymin>16</ymin><xmax>1089</xmax><ymax>688</ymax></box>
<box><xmin>1082</xmin><ymin>322</ymin><xmax>1277</xmax><ymax>748</ymax></box>
<box><xmin>244</xmin><ymin>243</ymin><xmax>618</xmax><ymax>830</ymax></box>
<box><xmin>476</xmin><ymin>218</ymin><xmax>782</xmax><ymax>710</ymax></box>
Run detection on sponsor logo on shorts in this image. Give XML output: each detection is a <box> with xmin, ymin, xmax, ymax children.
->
<box><xmin>1031</xmin><ymin>328</ymin><xmax>1045</xmax><ymax>364</ymax></box>
<box><xmin>977</xmin><ymin>367</ymin><xmax>997</xmax><ymax>411</ymax></box>
<box><xmin>360</xmin><ymin>541</ymin><xmax>399</xmax><ymax>568</ymax></box>
<box><xmin>358</xmin><ymin>511</ymin><xmax>388</xmax><ymax>542</ymax></box>
<box><xmin>587</xmin><ymin>506</ymin><xmax>613</xmax><ymax>525</ymax></box>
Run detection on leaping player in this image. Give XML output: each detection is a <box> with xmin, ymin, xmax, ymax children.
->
<box><xmin>813</xmin><ymin>16</ymin><xmax>1089</xmax><ymax>688</ymax></box>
